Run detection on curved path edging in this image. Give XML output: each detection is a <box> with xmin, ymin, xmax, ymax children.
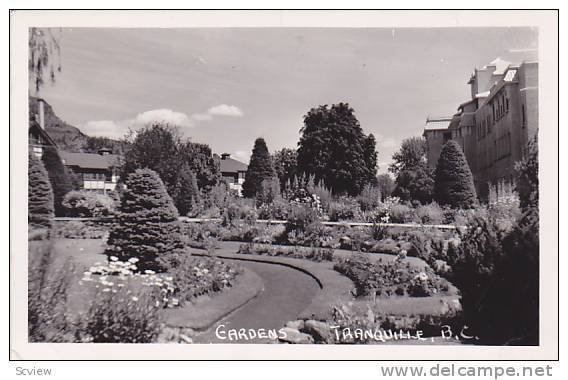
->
<box><xmin>190</xmin><ymin>242</ymin><xmax>355</xmax><ymax>321</ymax></box>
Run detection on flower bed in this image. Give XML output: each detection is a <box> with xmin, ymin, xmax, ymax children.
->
<box><xmin>333</xmin><ymin>253</ymin><xmax>451</xmax><ymax>298</ymax></box>
<box><xmin>236</xmin><ymin>243</ymin><xmax>334</xmax><ymax>262</ymax></box>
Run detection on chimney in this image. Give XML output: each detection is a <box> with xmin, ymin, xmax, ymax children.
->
<box><xmin>38</xmin><ymin>99</ymin><xmax>45</xmax><ymax>129</ymax></box>
<box><xmin>221</xmin><ymin>153</ymin><xmax>231</xmax><ymax>160</ymax></box>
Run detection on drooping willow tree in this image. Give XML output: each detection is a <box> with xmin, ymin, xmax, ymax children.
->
<box><xmin>29</xmin><ymin>27</ymin><xmax>62</xmax><ymax>94</ymax></box>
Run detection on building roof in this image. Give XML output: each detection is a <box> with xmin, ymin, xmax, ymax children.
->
<box><xmin>216</xmin><ymin>156</ymin><xmax>248</xmax><ymax>173</ymax></box>
<box><xmin>60</xmin><ymin>151</ymin><xmax>120</xmax><ymax>170</ymax></box>
<box><xmin>29</xmin><ymin>122</ymin><xmax>58</xmax><ymax>148</ymax></box>
<box><xmin>423</xmin><ymin>117</ymin><xmax>453</xmax><ymax>131</ymax></box>
<box><xmin>485</xmin><ymin>57</ymin><xmax>511</xmax><ymax>75</ymax></box>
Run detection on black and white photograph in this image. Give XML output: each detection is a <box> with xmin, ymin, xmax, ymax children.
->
<box><xmin>9</xmin><ymin>9</ymin><xmax>559</xmax><ymax>361</ymax></box>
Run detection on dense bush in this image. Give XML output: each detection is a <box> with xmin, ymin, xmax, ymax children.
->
<box><xmin>256</xmin><ymin>177</ymin><xmax>281</xmax><ymax>207</ymax></box>
<box><xmin>242</xmin><ymin>137</ymin><xmax>276</xmax><ymax>198</ymax></box>
<box><xmin>80</xmin><ymin>282</ymin><xmax>163</xmax><ymax>343</ymax></box>
<box><xmin>515</xmin><ymin>135</ymin><xmax>538</xmax><ymax>212</ymax></box>
<box><xmin>222</xmin><ymin>198</ymin><xmax>257</xmax><ymax>225</ymax></box>
<box><xmin>356</xmin><ymin>184</ymin><xmax>382</xmax><ymax>212</ymax></box>
<box><xmin>387</xmin><ymin>203</ymin><xmax>414</xmax><ymax>223</ymax></box>
<box><xmin>28</xmin><ymin>241</ymin><xmax>75</xmax><ymax>342</ymax></box>
<box><xmin>28</xmin><ymin>154</ymin><xmax>54</xmax><ymax>229</ymax></box>
<box><xmin>62</xmin><ymin>190</ymin><xmax>117</xmax><ymax>217</ymax></box>
<box><xmin>433</xmin><ymin>140</ymin><xmax>477</xmax><ymax>208</ymax></box>
<box><xmin>333</xmin><ymin>254</ymin><xmax>450</xmax><ymax>298</ymax></box>
<box><xmin>41</xmin><ymin>146</ymin><xmax>74</xmax><ymax>216</ymax></box>
<box><xmin>105</xmin><ymin>169</ymin><xmax>187</xmax><ymax>272</ymax></box>
<box><xmin>413</xmin><ymin>203</ymin><xmax>445</xmax><ymax>225</ymax></box>
<box><xmin>167</xmin><ymin>255</ymin><xmax>242</xmax><ymax>304</ymax></box>
<box><xmin>237</xmin><ymin>243</ymin><xmax>334</xmax><ymax>262</ymax></box>
<box><xmin>328</xmin><ymin>197</ymin><xmax>361</xmax><ymax>222</ymax></box>
<box><xmin>53</xmin><ymin>220</ymin><xmax>108</xmax><ymax>239</ymax></box>
<box><xmin>257</xmin><ymin>197</ymin><xmax>290</xmax><ymax>220</ymax></box>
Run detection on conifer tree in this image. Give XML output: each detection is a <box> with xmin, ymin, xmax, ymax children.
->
<box><xmin>174</xmin><ymin>164</ymin><xmax>200</xmax><ymax>217</ymax></box>
<box><xmin>433</xmin><ymin>140</ymin><xmax>477</xmax><ymax>208</ymax></box>
<box><xmin>242</xmin><ymin>138</ymin><xmax>276</xmax><ymax>198</ymax></box>
<box><xmin>28</xmin><ymin>154</ymin><xmax>54</xmax><ymax>228</ymax></box>
<box><xmin>41</xmin><ymin>146</ymin><xmax>73</xmax><ymax>216</ymax></box>
<box><xmin>105</xmin><ymin>169</ymin><xmax>186</xmax><ymax>271</ymax></box>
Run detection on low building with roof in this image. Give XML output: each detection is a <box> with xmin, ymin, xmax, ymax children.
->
<box><xmin>214</xmin><ymin>153</ymin><xmax>248</xmax><ymax>195</ymax></box>
<box><xmin>60</xmin><ymin>148</ymin><xmax>121</xmax><ymax>193</ymax></box>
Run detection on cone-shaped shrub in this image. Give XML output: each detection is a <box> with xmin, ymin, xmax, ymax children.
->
<box><xmin>174</xmin><ymin>164</ymin><xmax>200</xmax><ymax>217</ymax></box>
<box><xmin>42</xmin><ymin>146</ymin><xmax>74</xmax><ymax>216</ymax></box>
<box><xmin>28</xmin><ymin>154</ymin><xmax>54</xmax><ymax>228</ymax></box>
<box><xmin>242</xmin><ymin>137</ymin><xmax>276</xmax><ymax>198</ymax></box>
<box><xmin>433</xmin><ymin>140</ymin><xmax>477</xmax><ymax>208</ymax></box>
<box><xmin>105</xmin><ymin>168</ymin><xmax>186</xmax><ymax>272</ymax></box>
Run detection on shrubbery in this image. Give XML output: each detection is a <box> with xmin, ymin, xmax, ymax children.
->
<box><xmin>105</xmin><ymin>169</ymin><xmax>187</xmax><ymax>272</ymax></box>
<box><xmin>41</xmin><ymin>146</ymin><xmax>74</xmax><ymax>216</ymax></box>
<box><xmin>28</xmin><ymin>154</ymin><xmax>54</xmax><ymax>230</ymax></box>
<box><xmin>333</xmin><ymin>253</ymin><xmax>451</xmax><ymax>298</ymax></box>
<box><xmin>62</xmin><ymin>190</ymin><xmax>117</xmax><ymax>217</ymax></box>
<box><xmin>433</xmin><ymin>140</ymin><xmax>477</xmax><ymax>209</ymax></box>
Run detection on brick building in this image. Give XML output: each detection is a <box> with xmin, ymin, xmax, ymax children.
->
<box><xmin>423</xmin><ymin>58</ymin><xmax>538</xmax><ymax>199</ymax></box>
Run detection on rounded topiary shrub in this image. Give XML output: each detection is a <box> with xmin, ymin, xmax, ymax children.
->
<box><xmin>433</xmin><ymin>140</ymin><xmax>477</xmax><ymax>209</ymax></box>
<box><xmin>105</xmin><ymin>168</ymin><xmax>186</xmax><ymax>272</ymax></box>
<box><xmin>28</xmin><ymin>154</ymin><xmax>54</xmax><ymax>229</ymax></box>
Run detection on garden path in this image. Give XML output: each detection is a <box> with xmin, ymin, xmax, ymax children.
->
<box><xmin>193</xmin><ymin>259</ymin><xmax>320</xmax><ymax>344</ymax></box>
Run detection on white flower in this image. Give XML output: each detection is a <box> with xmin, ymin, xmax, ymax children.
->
<box><xmin>131</xmin><ymin>296</ymin><xmax>139</xmax><ymax>301</ymax></box>
<box><xmin>128</xmin><ymin>257</ymin><xmax>139</xmax><ymax>263</ymax></box>
<box><xmin>110</xmin><ymin>256</ymin><xmax>119</xmax><ymax>261</ymax></box>
<box><xmin>144</xmin><ymin>269</ymin><xmax>155</xmax><ymax>275</ymax></box>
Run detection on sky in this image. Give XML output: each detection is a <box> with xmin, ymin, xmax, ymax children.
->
<box><xmin>38</xmin><ymin>27</ymin><xmax>538</xmax><ymax>173</ymax></box>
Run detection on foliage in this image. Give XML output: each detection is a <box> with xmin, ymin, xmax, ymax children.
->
<box><xmin>165</xmin><ymin>255</ymin><xmax>242</xmax><ymax>304</ymax></box>
<box><xmin>333</xmin><ymin>254</ymin><xmax>450</xmax><ymax>298</ymax></box>
<box><xmin>393</xmin><ymin>164</ymin><xmax>434</xmax><ymax>205</ymax></box>
<box><xmin>433</xmin><ymin>140</ymin><xmax>477</xmax><ymax>208</ymax></box>
<box><xmin>242</xmin><ymin>137</ymin><xmax>276</xmax><ymax>198</ymax></box>
<box><xmin>62</xmin><ymin>190</ymin><xmax>117</xmax><ymax>217</ymax></box>
<box><xmin>28</xmin><ymin>154</ymin><xmax>54</xmax><ymax>229</ymax></box>
<box><xmin>273</xmin><ymin>148</ymin><xmax>298</xmax><ymax>191</ymax></box>
<box><xmin>174</xmin><ymin>164</ymin><xmax>200</xmax><ymax>217</ymax></box>
<box><xmin>356</xmin><ymin>184</ymin><xmax>382</xmax><ymax>212</ymax></box>
<box><xmin>328</xmin><ymin>197</ymin><xmax>361</xmax><ymax>222</ymax></box>
<box><xmin>297</xmin><ymin>103</ymin><xmax>377</xmax><ymax>195</ymax></box>
<box><xmin>223</xmin><ymin>198</ymin><xmax>257</xmax><ymax>225</ymax></box>
<box><xmin>413</xmin><ymin>202</ymin><xmax>445</xmax><ymax>225</ymax></box>
<box><xmin>237</xmin><ymin>243</ymin><xmax>334</xmax><ymax>262</ymax></box>
<box><xmin>389</xmin><ymin>137</ymin><xmax>428</xmax><ymax>177</ymax></box>
<box><xmin>84</xmin><ymin>136</ymin><xmax>130</xmax><ymax>156</ymax></box>
<box><xmin>53</xmin><ymin>220</ymin><xmax>108</xmax><ymax>239</ymax></box>
<box><xmin>79</xmin><ymin>277</ymin><xmax>163</xmax><ymax>343</ymax></box>
<box><xmin>28</xmin><ymin>241</ymin><xmax>75</xmax><ymax>342</ymax></box>
<box><xmin>257</xmin><ymin>197</ymin><xmax>291</xmax><ymax>220</ymax></box>
<box><xmin>42</xmin><ymin>146</ymin><xmax>74</xmax><ymax>216</ymax></box>
<box><xmin>515</xmin><ymin>135</ymin><xmax>539</xmax><ymax>212</ymax></box>
<box><xmin>121</xmin><ymin>124</ymin><xmax>220</xmax><ymax>213</ymax></box>
<box><xmin>29</xmin><ymin>27</ymin><xmax>61</xmax><ymax>94</ymax></box>
<box><xmin>105</xmin><ymin>169</ymin><xmax>186</xmax><ymax>272</ymax></box>
<box><xmin>387</xmin><ymin>203</ymin><xmax>415</xmax><ymax>223</ymax></box>
<box><xmin>256</xmin><ymin>177</ymin><xmax>281</xmax><ymax>207</ymax></box>
<box><xmin>376</xmin><ymin>174</ymin><xmax>395</xmax><ymax>201</ymax></box>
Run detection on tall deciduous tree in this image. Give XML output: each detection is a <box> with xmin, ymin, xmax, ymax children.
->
<box><xmin>296</xmin><ymin>103</ymin><xmax>377</xmax><ymax>195</ymax></box>
<box><xmin>272</xmin><ymin>148</ymin><xmax>298</xmax><ymax>191</ymax></box>
<box><xmin>376</xmin><ymin>173</ymin><xmax>395</xmax><ymax>201</ymax></box>
<box><xmin>121</xmin><ymin>123</ymin><xmax>220</xmax><ymax>213</ymax></box>
<box><xmin>242</xmin><ymin>138</ymin><xmax>276</xmax><ymax>198</ymax></box>
<box><xmin>41</xmin><ymin>146</ymin><xmax>73</xmax><ymax>216</ymax></box>
<box><xmin>389</xmin><ymin>137</ymin><xmax>428</xmax><ymax>176</ymax></box>
<box><xmin>105</xmin><ymin>169</ymin><xmax>186</xmax><ymax>272</ymax></box>
<box><xmin>28</xmin><ymin>154</ymin><xmax>54</xmax><ymax>228</ymax></box>
<box><xmin>433</xmin><ymin>140</ymin><xmax>477</xmax><ymax>208</ymax></box>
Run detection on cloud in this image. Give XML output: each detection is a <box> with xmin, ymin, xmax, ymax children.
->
<box><xmin>81</xmin><ymin>104</ymin><xmax>244</xmax><ymax>139</ymax></box>
<box><xmin>81</xmin><ymin>120</ymin><xmax>129</xmax><ymax>139</ymax></box>
<box><xmin>207</xmin><ymin>104</ymin><xmax>244</xmax><ymax>117</ymax></box>
<box><xmin>132</xmin><ymin>109</ymin><xmax>194</xmax><ymax>128</ymax></box>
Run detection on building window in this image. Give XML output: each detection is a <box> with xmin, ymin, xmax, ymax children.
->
<box><xmin>522</xmin><ymin>104</ymin><xmax>526</xmax><ymax>128</ymax></box>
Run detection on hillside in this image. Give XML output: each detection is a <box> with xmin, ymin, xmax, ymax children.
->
<box><xmin>29</xmin><ymin>97</ymin><xmax>128</xmax><ymax>154</ymax></box>
<box><xmin>29</xmin><ymin>96</ymin><xmax>88</xmax><ymax>152</ymax></box>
